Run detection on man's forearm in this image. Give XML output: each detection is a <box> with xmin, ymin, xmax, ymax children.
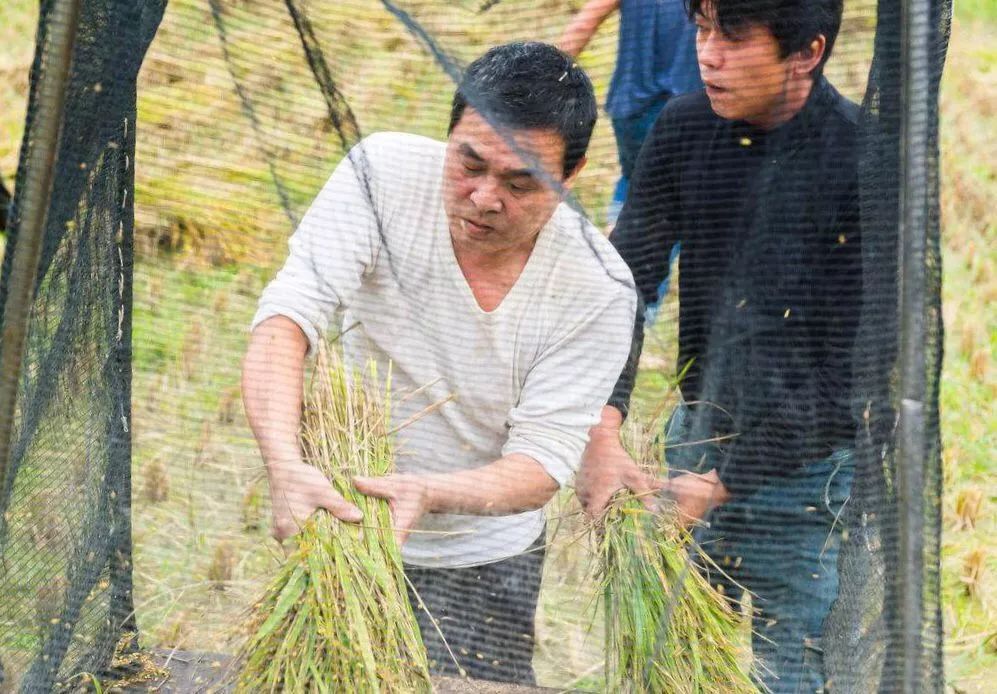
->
<box><xmin>421</xmin><ymin>454</ymin><xmax>559</xmax><ymax>516</ymax></box>
<box><xmin>557</xmin><ymin>0</ymin><xmax>620</xmax><ymax>57</ymax></box>
<box><xmin>242</xmin><ymin>315</ymin><xmax>310</xmax><ymax>469</ymax></box>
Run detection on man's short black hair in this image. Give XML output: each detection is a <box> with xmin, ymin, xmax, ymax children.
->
<box><xmin>448</xmin><ymin>42</ymin><xmax>597</xmax><ymax>178</ymax></box>
<box><xmin>687</xmin><ymin>0</ymin><xmax>844</xmax><ymax>75</ymax></box>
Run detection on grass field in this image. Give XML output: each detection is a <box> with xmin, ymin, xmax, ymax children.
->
<box><xmin>0</xmin><ymin>0</ymin><xmax>994</xmax><ymax>690</ymax></box>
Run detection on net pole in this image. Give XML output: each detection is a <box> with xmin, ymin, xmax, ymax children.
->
<box><xmin>0</xmin><ymin>0</ymin><xmax>83</xmax><ymax>500</ymax></box>
<box><xmin>896</xmin><ymin>0</ymin><xmax>932</xmax><ymax>689</ymax></box>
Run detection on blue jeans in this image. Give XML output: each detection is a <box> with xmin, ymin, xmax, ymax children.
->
<box><xmin>665</xmin><ymin>405</ymin><xmax>854</xmax><ymax>693</ymax></box>
<box><xmin>609</xmin><ymin>97</ymin><xmax>679</xmax><ymax>321</ymax></box>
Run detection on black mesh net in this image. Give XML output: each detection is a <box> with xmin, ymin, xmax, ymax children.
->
<box><xmin>0</xmin><ymin>0</ymin><xmax>953</xmax><ymax>691</ymax></box>
<box><xmin>0</xmin><ymin>1</ymin><xmax>164</xmax><ymax>690</ymax></box>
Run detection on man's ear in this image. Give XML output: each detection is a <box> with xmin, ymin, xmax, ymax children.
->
<box><xmin>793</xmin><ymin>35</ymin><xmax>827</xmax><ymax>77</ymax></box>
<box><xmin>562</xmin><ymin>155</ymin><xmax>588</xmax><ymax>192</ymax></box>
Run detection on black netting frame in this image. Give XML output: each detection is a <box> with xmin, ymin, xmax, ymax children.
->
<box><xmin>0</xmin><ymin>0</ymin><xmax>165</xmax><ymax>690</ymax></box>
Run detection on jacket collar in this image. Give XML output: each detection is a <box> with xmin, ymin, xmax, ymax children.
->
<box><xmin>731</xmin><ymin>76</ymin><xmax>838</xmax><ymax>148</ymax></box>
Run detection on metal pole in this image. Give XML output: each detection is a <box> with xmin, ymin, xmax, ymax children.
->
<box><xmin>0</xmin><ymin>0</ymin><xmax>83</xmax><ymax>501</ymax></box>
<box><xmin>897</xmin><ymin>0</ymin><xmax>932</xmax><ymax>689</ymax></box>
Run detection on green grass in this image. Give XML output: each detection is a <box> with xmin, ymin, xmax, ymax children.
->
<box><xmin>0</xmin><ymin>1</ymin><xmax>36</xmax><ymax>182</ymax></box>
<box><xmin>935</xmin><ymin>8</ymin><xmax>997</xmax><ymax>692</ymax></box>
<box><xmin>0</xmin><ymin>0</ymin><xmax>993</xmax><ymax>690</ymax></box>
<box><xmin>128</xmin><ymin>257</ymin><xmax>276</xmax><ymax>650</ymax></box>
<box><xmin>956</xmin><ymin>0</ymin><xmax>997</xmax><ymax>23</ymax></box>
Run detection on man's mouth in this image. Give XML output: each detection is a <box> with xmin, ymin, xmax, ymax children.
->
<box><xmin>460</xmin><ymin>218</ymin><xmax>494</xmax><ymax>234</ymax></box>
<box><xmin>704</xmin><ymin>80</ymin><xmax>728</xmax><ymax>95</ymax></box>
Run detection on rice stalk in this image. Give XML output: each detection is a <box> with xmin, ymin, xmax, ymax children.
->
<box><xmin>234</xmin><ymin>343</ymin><xmax>430</xmax><ymax>693</ymax></box>
<box><xmin>596</xmin><ymin>419</ymin><xmax>756</xmax><ymax>694</ymax></box>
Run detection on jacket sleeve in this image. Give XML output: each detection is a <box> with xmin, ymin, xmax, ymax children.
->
<box><xmin>606</xmin><ymin>103</ymin><xmax>684</xmax><ymax>416</ymax></box>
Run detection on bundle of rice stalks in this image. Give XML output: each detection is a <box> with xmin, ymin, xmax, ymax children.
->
<box><xmin>596</xmin><ymin>420</ymin><xmax>756</xmax><ymax>693</ymax></box>
<box><xmin>234</xmin><ymin>344</ymin><xmax>430</xmax><ymax>693</ymax></box>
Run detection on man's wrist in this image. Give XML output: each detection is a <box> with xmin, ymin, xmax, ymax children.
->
<box><xmin>589</xmin><ymin>405</ymin><xmax>624</xmax><ymax>440</ymax></box>
<box><xmin>417</xmin><ymin>473</ymin><xmax>445</xmax><ymax>514</ymax></box>
<box><xmin>704</xmin><ymin>469</ymin><xmax>732</xmax><ymax>505</ymax></box>
<box><xmin>265</xmin><ymin>455</ymin><xmax>308</xmax><ymax>481</ymax></box>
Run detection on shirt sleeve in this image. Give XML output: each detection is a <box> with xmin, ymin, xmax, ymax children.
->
<box><xmin>502</xmin><ymin>288</ymin><xmax>637</xmax><ymax>487</ymax></box>
<box><xmin>606</xmin><ymin>102</ymin><xmax>684</xmax><ymax>415</ymax></box>
<box><xmin>251</xmin><ymin>141</ymin><xmax>383</xmax><ymax>354</ymax></box>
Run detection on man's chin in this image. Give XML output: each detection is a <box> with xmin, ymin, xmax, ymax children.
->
<box><xmin>706</xmin><ymin>94</ymin><xmax>738</xmax><ymax>121</ymax></box>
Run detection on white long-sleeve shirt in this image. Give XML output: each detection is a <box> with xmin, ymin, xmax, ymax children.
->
<box><xmin>252</xmin><ymin>132</ymin><xmax>636</xmax><ymax>567</ymax></box>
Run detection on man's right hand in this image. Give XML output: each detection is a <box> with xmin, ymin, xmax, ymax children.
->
<box><xmin>266</xmin><ymin>460</ymin><xmax>363</xmax><ymax>542</ymax></box>
<box><xmin>576</xmin><ymin>407</ymin><xmax>663</xmax><ymax>517</ymax></box>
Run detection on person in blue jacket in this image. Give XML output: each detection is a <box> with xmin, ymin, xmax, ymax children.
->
<box><xmin>559</xmin><ymin>0</ymin><xmax>702</xmax><ymax>314</ymax></box>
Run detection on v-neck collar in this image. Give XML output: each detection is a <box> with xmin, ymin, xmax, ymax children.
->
<box><xmin>437</xmin><ymin>205</ymin><xmax>552</xmax><ymax>318</ymax></box>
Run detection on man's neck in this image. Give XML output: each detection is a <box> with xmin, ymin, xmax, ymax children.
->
<box><xmin>750</xmin><ymin>75</ymin><xmax>816</xmax><ymax>131</ymax></box>
<box><xmin>451</xmin><ymin>234</ymin><xmax>539</xmax><ymax>312</ymax></box>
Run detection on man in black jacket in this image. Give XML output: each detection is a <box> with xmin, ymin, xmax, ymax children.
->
<box><xmin>577</xmin><ymin>1</ymin><xmax>862</xmax><ymax>691</ymax></box>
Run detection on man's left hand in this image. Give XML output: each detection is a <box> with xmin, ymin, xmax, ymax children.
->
<box><xmin>659</xmin><ymin>469</ymin><xmax>731</xmax><ymax>527</ymax></box>
<box><xmin>353</xmin><ymin>473</ymin><xmax>431</xmax><ymax>546</ymax></box>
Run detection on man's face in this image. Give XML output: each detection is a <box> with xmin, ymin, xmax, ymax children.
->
<box><xmin>443</xmin><ymin>108</ymin><xmax>577</xmax><ymax>255</ymax></box>
<box><xmin>694</xmin><ymin>5</ymin><xmax>794</xmax><ymax>127</ymax></box>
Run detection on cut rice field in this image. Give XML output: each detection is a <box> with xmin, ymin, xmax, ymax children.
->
<box><xmin>0</xmin><ymin>0</ymin><xmax>992</xmax><ymax>691</ymax></box>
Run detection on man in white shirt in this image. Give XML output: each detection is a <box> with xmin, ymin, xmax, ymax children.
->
<box><xmin>242</xmin><ymin>42</ymin><xmax>636</xmax><ymax>684</ymax></box>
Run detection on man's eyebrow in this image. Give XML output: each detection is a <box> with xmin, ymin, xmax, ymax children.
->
<box><xmin>458</xmin><ymin>143</ymin><xmax>540</xmax><ymax>180</ymax></box>
<box><xmin>458</xmin><ymin>143</ymin><xmax>485</xmax><ymax>161</ymax></box>
<box><xmin>503</xmin><ymin>168</ymin><xmax>538</xmax><ymax>180</ymax></box>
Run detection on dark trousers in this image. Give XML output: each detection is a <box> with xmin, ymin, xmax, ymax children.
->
<box><xmin>666</xmin><ymin>404</ymin><xmax>854</xmax><ymax>693</ymax></box>
<box><xmin>404</xmin><ymin>534</ymin><xmax>546</xmax><ymax>685</ymax></box>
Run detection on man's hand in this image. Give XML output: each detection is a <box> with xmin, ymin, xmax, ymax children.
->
<box><xmin>243</xmin><ymin>318</ymin><xmax>360</xmax><ymax>543</ymax></box>
<box><xmin>267</xmin><ymin>461</ymin><xmax>362</xmax><ymax>542</ymax></box>
<box><xmin>577</xmin><ymin>432</ymin><xmax>663</xmax><ymax>516</ymax></box>
<box><xmin>659</xmin><ymin>469</ymin><xmax>731</xmax><ymax>528</ymax></box>
<box><xmin>353</xmin><ymin>474</ymin><xmax>431</xmax><ymax>546</ymax></box>
<box><xmin>577</xmin><ymin>407</ymin><xmax>662</xmax><ymax>516</ymax></box>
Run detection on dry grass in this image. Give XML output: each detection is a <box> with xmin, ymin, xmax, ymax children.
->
<box><xmin>240</xmin><ymin>477</ymin><xmax>267</xmax><ymax>532</ymax></box>
<box><xmin>961</xmin><ymin>550</ymin><xmax>987</xmax><ymax>601</ymax></box>
<box><xmin>0</xmin><ymin>1</ymin><xmax>37</xmax><ymax>178</ymax></box>
<box><xmin>208</xmin><ymin>540</ymin><xmax>237</xmax><ymax>590</ymax></box>
<box><xmin>953</xmin><ymin>487</ymin><xmax>984</xmax><ymax>531</ymax></box>
<box><xmin>143</xmin><ymin>456</ymin><xmax>171</xmax><ymax>504</ymax></box>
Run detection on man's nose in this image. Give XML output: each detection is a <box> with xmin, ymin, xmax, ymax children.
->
<box><xmin>698</xmin><ymin>34</ymin><xmax>723</xmax><ymax>71</ymax></box>
<box><xmin>469</xmin><ymin>178</ymin><xmax>503</xmax><ymax>214</ymax></box>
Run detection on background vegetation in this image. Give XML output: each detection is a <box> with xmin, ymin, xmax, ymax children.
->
<box><xmin>0</xmin><ymin>0</ymin><xmax>993</xmax><ymax>690</ymax></box>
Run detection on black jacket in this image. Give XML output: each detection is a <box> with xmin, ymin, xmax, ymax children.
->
<box><xmin>609</xmin><ymin>78</ymin><xmax>863</xmax><ymax>498</ymax></box>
